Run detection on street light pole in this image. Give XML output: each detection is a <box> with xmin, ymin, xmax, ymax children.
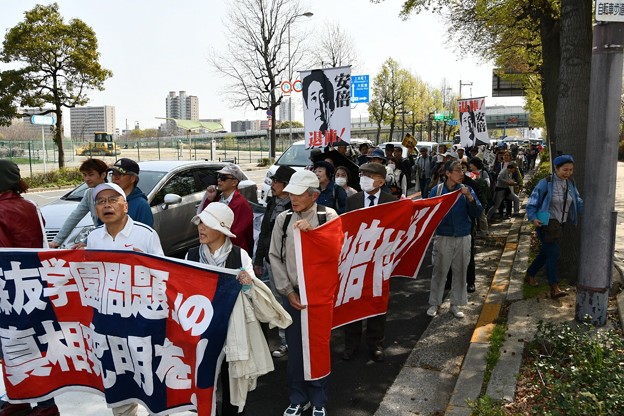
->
<box><xmin>287</xmin><ymin>12</ymin><xmax>313</xmax><ymax>146</ymax></box>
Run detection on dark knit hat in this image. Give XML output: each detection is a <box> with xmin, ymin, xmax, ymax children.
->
<box><xmin>0</xmin><ymin>160</ymin><xmax>21</xmax><ymax>192</ymax></box>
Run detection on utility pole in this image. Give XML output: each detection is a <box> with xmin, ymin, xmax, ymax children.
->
<box><xmin>459</xmin><ymin>80</ymin><xmax>473</xmax><ymax>99</ymax></box>
<box><xmin>576</xmin><ymin>20</ymin><xmax>624</xmax><ymax>326</ymax></box>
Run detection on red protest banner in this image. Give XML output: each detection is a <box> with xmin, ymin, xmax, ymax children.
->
<box><xmin>296</xmin><ymin>192</ymin><xmax>460</xmax><ymax>380</ymax></box>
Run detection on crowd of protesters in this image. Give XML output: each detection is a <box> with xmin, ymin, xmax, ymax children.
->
<box><xmin>0</xmin><ymin>135</ymin><xmax>576</xmax><ymax>416</ymax></box>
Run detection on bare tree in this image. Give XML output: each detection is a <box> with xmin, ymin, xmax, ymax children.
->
<box><xmin>211</xmin><ymin>0</ymin><xmax>306</xmax><ymax>159</ymax></box>
<box><xmin>310</xmin><ymin>21</ymin><xmax>360</xmax><ymax>69</ymax></box>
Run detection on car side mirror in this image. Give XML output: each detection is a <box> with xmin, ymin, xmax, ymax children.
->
<box><xmin>161</xmin><ymin>194</ymin><xmax>182</xmax><ymax>210</ymax></box>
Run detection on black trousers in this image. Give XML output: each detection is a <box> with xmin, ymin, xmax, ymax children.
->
<box><xmin>220</xmin><ymin>359</ymin><xmax>245</xmax><ymax>416</ymax></box>
<box><xmin>343</xmin><ymin>314</ymin><xmax>386</xmax><ymax>352</ymax></box>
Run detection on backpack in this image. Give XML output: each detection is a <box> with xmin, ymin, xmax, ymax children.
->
<box><xmin>279</xmin><ymin>205</ymin><xmax>328</xmax><ymax>263</ymax></box>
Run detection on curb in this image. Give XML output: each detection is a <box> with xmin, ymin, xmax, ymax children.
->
<box><xmin>445</xmin><ymin>216</ymin><xmax>524</xmax><ymax>415</ymax></box>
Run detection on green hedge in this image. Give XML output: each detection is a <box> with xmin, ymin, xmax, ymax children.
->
<box><xmin>524</xmin><ymin>149</ymin><xmax>551</xmax><ymax>197</ymax></box>
<box><xmin>24</xmin><ymin>167</ymin><xmax>83</xmax><ymax>189</ymax></box>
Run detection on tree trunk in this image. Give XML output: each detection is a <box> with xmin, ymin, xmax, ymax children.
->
<box><xmin>55</xmin><ymin>107</ymin><xmax>65</xmax><ymax>168</ymax></box>
<box><xmin>375</xmin><ymin>123</ymin><xmax>382</xmax><ymax>145</ymax></box>
<box><xmin>555</xmin><ymin>0</ymin><xmax>593</xmax><ymax>283</ymax></box>
<box><xmin>539</xmin><ymin>14</ymin><xmax>561</xmax><ymax>156</ymax></box>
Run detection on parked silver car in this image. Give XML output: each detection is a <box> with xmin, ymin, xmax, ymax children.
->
<box><xmin>41</xmin><ymin>160</ymin><xmax>258</xmax><ymax>257</ymax></box>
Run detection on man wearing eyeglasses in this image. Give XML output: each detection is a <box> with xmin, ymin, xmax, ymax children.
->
<box><xmin>86</xmin><ymin>182</ymin><xmax>162</xmax><ymax>416</ymax></box>
<box><xmin>108</xmin><ymin>158</ymin><xmax>153</xmax><ymax>227</ymax></box>
<box><xmin>198</xmin><ymin>164</ymin><xmax>254</xmax><ymax>255</ymax></box>
<box><xmin>87</xmin><ymin>182</ymin><xmax>163</xmax><ymax>255</ymax></box>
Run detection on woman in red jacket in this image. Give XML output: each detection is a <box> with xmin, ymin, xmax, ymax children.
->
<box><xmin>0</xmin><ymin>159</ymin><xmax>58</xmax><ymax>415</ymax></box>
<box><xmin>0</xmin><ymin>160</ymin><xmax>46</xmax><ymax>248</ymax></box>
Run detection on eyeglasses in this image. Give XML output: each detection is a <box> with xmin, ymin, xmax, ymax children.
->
<box><xmin>217</xmin><ymin>174</ymin><xmax>235</xmax><ymax>181</ymax></box>
<box><xmin>110</xmin><ymin>171</ymin><xmax>126</xmax><ymax>178</ymax></box>
<box><xmin>271</xmin><ymin>178</ymin><xmax>286</xmax><ymax>184</ymax></box>
<box><xmin>95</xmin><ymin>196</ymin><xmax>122</xmax><ymax>206</ymax></box>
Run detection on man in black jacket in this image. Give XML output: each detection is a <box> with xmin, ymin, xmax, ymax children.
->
<box><xmin>342</xmin><ymin>163</ymin><xmax>397</xmax><ymax>363</ymax></box>
<box><xmin>254</xmin><ymin>166</ymin><xmax>296</xmax><ymax>358</ymax></box>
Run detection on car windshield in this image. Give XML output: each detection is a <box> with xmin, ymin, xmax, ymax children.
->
<box><xmin>276</xmin><ymin>144</ymin><xmax>311</xmax><ymax>167</ymax></box>
<box><xmin>63</xmin><ymin>183</ymin><xmax>89</xmax><ymax>201</ymax></box>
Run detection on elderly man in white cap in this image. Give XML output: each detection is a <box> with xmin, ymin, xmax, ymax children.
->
<box><xmin>85</xmin><ymin>182</ymin><xmax>163</xmax><ymax>416</ymax></box>
<box><xmin>269</xmin><ymin>170</ymin><xmax>338</xmax><ymax>416</ymax></box>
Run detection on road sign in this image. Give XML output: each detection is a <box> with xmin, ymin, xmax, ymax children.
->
<box><xmin>292</xmin><ymin>79</ymin><xmax>302</xmax><ymax>92</ymax></box>
<box><xmin>447</xmin><ymin>119</ymin><xmax>458</xmax><ymax>126</ymax></box>
<box><xmin>280</xmin><ymin>81</ymin><xmax>292</xmax><ymax>95</ymax></box>
<box><xmin>595</xmin><ymin>1</ymin><xmax>624</xmax><ymax>21</ymax></box>
<box><xmin>434</xmin><ymin>112</ymin><xmax>453</xmax><ymax>121</ymax></box>
<box><xmin>31</xmin><ymin>114</ymin><xmax>55</xmax><ymax>126</ymax></box>
<box><xmin>266</xmin><ymin>110</ymin><xmax>272</xmax><ymax>116</ymax></box>
<box><xmin>351</xmin><ymin>75</ymin><xmax>369</xmax><ymax>104</ymax></box>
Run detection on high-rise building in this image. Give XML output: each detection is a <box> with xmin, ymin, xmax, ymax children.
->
<box><xmin>165</xmin><ymin>91</ymin><xmax>199</xmax><ymax>133</ymax></box>
<box><xmin>279</xmin><ymin>98</ymin><xmax>292</xmax><ymax>123</ymax></box>
<box><xmin>230</xmin><ymin>120</ymin><xmax>261</xmax><ymax>132</ymax></box>
<box><xmin>70</xmin><ymin>106</ymin><xmax>115</xmax><ymax>140</ymax></box>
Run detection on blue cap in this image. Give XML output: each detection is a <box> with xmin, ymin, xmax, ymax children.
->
<box><xmin>367</xmin><ymin>148</ymin><xmax>386</xmax><ymax>160</ymax></box>
<box><xmin>553</xmin><ymin>154</ymin><xmax>574</xmax><ymax>167</ymax></box>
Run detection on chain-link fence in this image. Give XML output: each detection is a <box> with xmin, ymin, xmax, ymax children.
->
<box><xmin>1</xmin><ymin>134</ymin><xmax>304</xmax><ymax>177</ymax></box>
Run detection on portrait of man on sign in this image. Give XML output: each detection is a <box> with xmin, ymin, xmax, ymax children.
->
<box><xmin>459</xmin><ymin>107</ymin><xmax>476</xmax><ymax>148</ymax></box>
<box><xmin>302</xmin><ymin>69</ymin><xmax>336</xmax><ymax>133</ymax></box>
<box><xmin>301</xmin><ymin>66</ymin><xmax>351</xmax><ymax>149</ymax></box>
<box><xmin>458</xmin><ymin>97</ymin><xmax>489</xmax><ymax>148</ymax></box>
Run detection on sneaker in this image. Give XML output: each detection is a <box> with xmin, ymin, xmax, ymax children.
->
<box><xmin>450</xmin><ymin>305</ymin><xmax>465</xmax><ymax>319</ymax></box>
<box><xmin>426</xmin><ymin>305</ymin><xmax>439</xmax><ymax>317</ymax></box>
<box><xmin>0</xmin><ymin>403</ymin><xmax>31</xmax><ymax>416</ymax></box>
<box><xmin>283</xmin><ymin>402</ymin><xmax>311</xmax><ymax>416</ymax></box>
<box><xmin>312</xmin><ymin>407</ymin><xmax>327</xmax><ymax>416</ymax></box>
<box><xmin>29</xmin><ymin>405</ymin><xmax>60</xmax><ymax>416</ymax></box>
<box><xmin>272</xmin><ymin>344</ymin><xmax>288</xmax><ymax>358</ymax></box>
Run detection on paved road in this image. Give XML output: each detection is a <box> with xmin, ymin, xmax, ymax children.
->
<box><xmin>246</xmin><ymin>270</ymin><xmax>433</xmax><ymax>416</ymax></box>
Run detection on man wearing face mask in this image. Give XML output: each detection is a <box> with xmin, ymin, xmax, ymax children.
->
<box><xmin>341</xmin><ymin>163</ymin><xmax>398</xmax><ymax>363</ymax></box>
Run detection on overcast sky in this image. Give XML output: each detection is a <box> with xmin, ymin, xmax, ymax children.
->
<box><xmin>1</xmin><ymin>0</ymin><xmax>522</xmax><ymax>133</ymax></box>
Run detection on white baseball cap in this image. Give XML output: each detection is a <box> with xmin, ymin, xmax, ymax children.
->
<box><xmin>283</xmin><ymin>170</ymin><xmax>319</xmax><ymax>196</ymax></box>
<box><xmin>191</xmin><ymin>203</ymin><xmax>236</xmax><ymax>238</ymax></box>
<box><xmin>93</xmin><ymin>183</ymin><xmax>127</xmax><ymax>201</ymax></box>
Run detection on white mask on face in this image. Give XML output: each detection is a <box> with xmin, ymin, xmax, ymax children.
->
<box><xmin>335</xmin><ymin>177</ymin><xmax>347</xmax><ymax>187</ymax></box>
<box><xmin>387</xmin><ymin>163</ymin><xmax>396</xmax><ymax>170</ymax></box>
<box><xmin>359</xmin><ymin>176</ymin><xmax>377</xmax><ymax>193</ymax></box>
